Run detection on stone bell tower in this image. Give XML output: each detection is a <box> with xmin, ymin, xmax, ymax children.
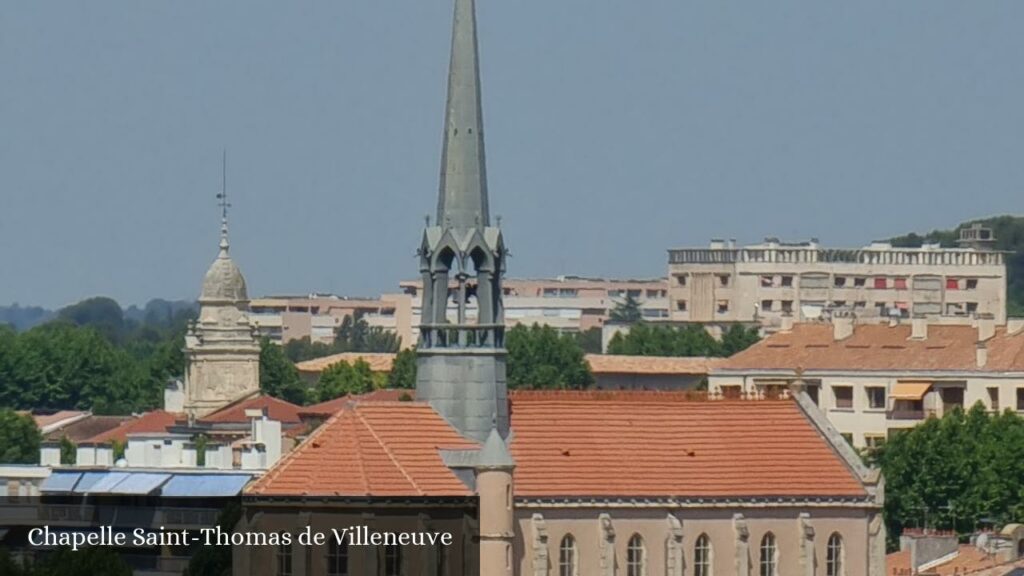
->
<box><xmin>183</xmin><ymin>181</ymin><xmax>261</xmax><ymax>417</ymax></box>
<box><xmin>416</xmin><ymin>0</ymin><xmax>509</xmax><ymax>442</ymax></box>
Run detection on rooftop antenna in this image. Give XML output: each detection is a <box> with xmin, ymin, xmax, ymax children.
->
<box><xmin>215</xmin><ymin>149</ymin><xmax>231</xmax><ymax>255</ymax></box>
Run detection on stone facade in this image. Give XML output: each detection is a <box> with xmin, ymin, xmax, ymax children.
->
<box><xmin>668</xmin><ymin>235</ymin><xmax>1007</xmax><ymax>328</ymax></box>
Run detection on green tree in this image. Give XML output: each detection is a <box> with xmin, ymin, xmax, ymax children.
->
<box><xmin>59</xmin><ymin>436</ymin><xmax>76</xmax><ymax>465</ymax></box>
<box><xmin>607</xmin><ymin>323</ymin><xmax>722</xmax><ymax>357</ymax></box>
<box><xmin>32</xmin><ymin>545</ymin><xmax>132</xmax><ymax>576</ymax></box>
<box><xmin>313</xmin><ymin>359</ymin><xmax>375</xmax><ymax>402</ymax></box>
<box><xmin>879</xmin><ymin>403</ymin><xmax>1024</xmax><ymax>550</ymax></box>
<box><xmin>505</xmin><ymin>324</ymin><xmax>593</xmax><ymax>390</ymax></box>
<box><xmin>573</xmin><ymin>327</ymin><xmax>603</xmax><ymax>354</ymax></box>
<box><xmin>388</xmin><ymin>348</ymin><xmax>418</xmax><ymax>389</ymax></box>
<box><xmin>56</xmin><ymin>296</ymin><xmax>126</xmax><ymax>345</ymax></box>
<box><xmin>258</xmin><ymin>338</ymin><xmax>307</xmax><ymax>405</ymax></box>
<box><xmin>720</xmin><ymin>325</ymin><xmax>762</xmax><ymax>356</ymax></box>
<box><xmin>608</xmin><ymin>294</ymin><xmax>643</xmax><ymax>324</ymax></box>
<box><xmin>0</xmin><ymin>409</ymin><xmax>41</xmax><ymax>464</ymax></box>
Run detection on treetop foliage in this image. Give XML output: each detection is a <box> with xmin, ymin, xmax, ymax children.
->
<box><xmin>607</xmin><ymin>323</ymin><xmax>759</xmax><ymax>358</ymax></box>
<box><xmin>505</xmin><ymin>324</ymin><xmax>593</xmax><ymax>390</ymax></box>
<box><xmin>877</xmin><ymin>403</ymin><xmax>1024</xmax><ymax>549</ymax></box>
<box><xmin>0</xmin><ymin>409</ymin><xmax>42</xmax><ymax>464</ymax></box>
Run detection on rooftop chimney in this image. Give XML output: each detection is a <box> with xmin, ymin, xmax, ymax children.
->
<box><xmin>977</xmin><ymin>314</ymin><xmax>996</xmax><ymax>342</ymax></box>
<box><xmin>833</xmin><ymin>312</ymin><xmax>854</xmax><ymax>341</ymax></box>
<box><xmin>780</xmin><ymin>314</ymin><xmax>794</xmax><ymax>333</ymax></box>
<box><xmin>977</xmin><ymin>342</ymin><xmax>988</xmax><ymax>368</ymax></box>
<box><xmin>40</xmin><ymin>442</ymin><xmax>61</xmax><ymax>467</ymax></box>
<box><xmin>910</xmin><ymin>316</ymin><xmax>928</xmax><ymax>340</ymax></box>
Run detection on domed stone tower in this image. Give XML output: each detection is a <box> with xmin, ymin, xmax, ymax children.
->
<box><xmin>182</xmin><ymin>214</ymin><xmax>261</xmax><ymax>417</ymax></box>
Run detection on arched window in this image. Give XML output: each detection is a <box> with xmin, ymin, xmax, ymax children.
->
<box><xmin>276</xmin><ymin>535</ymin><xmax>292</xmax><ymax>576</ymax></box>
<box><xmin>826</xmin><ymin>533</ymin><xmax>843</xmax><ymax>576</ymax></box>
<box><xmin>759</xmin><ymin>533</ymin><xmax>777</xmax><ymax>576</ymax></box>
<box><xmin>627</xmin><ymin>534</ymin><xmax>646</xmax><ymax>576</ymax></box>
<box><xmin>559</xmin><ymin>534</ymin><xmax>577</xmax><ymax>576</ymax></box>
<box><xmin>694</xmin><ymin>533</ymin><xmax>712</xmax><ymax>576</ymax></box>
<box><xmin>327</xmin><ymin>539</ymin><xmax>348</xmax><ymax>576</ymax></box>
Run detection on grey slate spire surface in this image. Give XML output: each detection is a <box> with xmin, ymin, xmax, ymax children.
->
<box><xmin>437</xmin><ymin>0</ymin><xmax>489</xmax><ymax>231</ymax></box>
<box><xmin>415</xmin><ymin>0</ymin><xmax>509</xmax><ymax>443</ymax></box>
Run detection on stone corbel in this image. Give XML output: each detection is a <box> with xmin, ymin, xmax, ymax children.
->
<box><xmin>734</xmin><ymin>513</ymin><xmax>750</xmax><ymax>576</ymax></box>
<box><xmin>799</xmin><ymin>513</ymin><xmax>815</xmax><ymax>576</ymax></box>
<box><xmin>599</xmin><ymin>513</ymin><xmax>616</xmax><ymax>576</ymax></box>
<box><xmin>665</xmin><ymin>514</ymin><xmax>684</xmax><ymax>576</ymax></box>
<box><xmin>868</xmin><ymin>513</ymin><xmax>886</xmax><ymax>576</ymax></box>
<box><xmin>531</xmin><ymin>513</ymin><xmax>549</xmax><ymax>576</ymax></box>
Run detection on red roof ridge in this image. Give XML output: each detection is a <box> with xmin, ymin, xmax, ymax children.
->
<box><xmin>508</xmin><ymin>390</ymin><xmax>793</xmax><ymax>403</ymax></box>
<box><xmin>353</xmin><ymin>406</ymin><xmax>424</xmax><ymax>496</ymax></box>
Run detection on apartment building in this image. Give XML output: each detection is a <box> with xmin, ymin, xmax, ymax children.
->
<box><xmin>708</xmin><ymin>315</ymin><xmax>1024</xmax><ymax>449</ymax></box>
<box><xmin>668</xmin><ymin>227</ymin><xmax>1007</xmax><ymax>329</ymax></box>
<box><xmin>248</xmin><ymin>293</ymin><xmax>414</xmax><ymax>347</ymax></box>
<box><xmin>398</xmin><ymin>276</ymin><xmax>669</xmax><ymax>336</ymax></box>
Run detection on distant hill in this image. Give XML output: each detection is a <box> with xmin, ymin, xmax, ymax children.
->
<box><xmin>0</xmin><ymin>304</ymin><xmax>55</xmax><ymax>331</ymax></box>
<box><xmin>890</xmin><ymin>215</ymin><xmax>1024</xmax><ymax>316</ymax></box>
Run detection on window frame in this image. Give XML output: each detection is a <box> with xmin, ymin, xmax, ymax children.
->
<box><xmin>833</xmin><ymin>385</ymin><xmax>854</xmax><ymax>410</ymax></box>
<box><xmin>866</xmin><ymin>386</ymin><xmax>886</xmax><ymax>410</ymax></box>
<box><xmin>694</xmin><ymin>533</ymin><xmax>712</xmax><ymax>576</ymax></box>
<box><xmin>626</xmin><ymin>533</ymin><xmax>646</xmax><ymax>576</ymax></box>
<box><xmin>559</xmin><ymin>534</ymin><xmax>577</xmax><ymax>576</ymax></box>
<box><xmin>759</xmin><ymin>533</ymin><xmax>778</xmax><ymax>576</ymax></box>
<box><xmin>327</xmin><ymin>539</ymin><xmax>348</xmax><ymax>576</ymax></box>
<box><xmin>826</xmin><ymin>533</ymin><xmax>844</xmax><ymax>576</ymax></box>
<box><xmin>276</xmin><ymin>535</ymin><xmax>292</xmax><ymax>576</ymax></box>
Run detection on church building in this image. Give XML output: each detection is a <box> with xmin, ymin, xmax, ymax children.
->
<box><xmin>239</xmin><ymin>1</ymin><xmax>887</xmax><ymax>574</ymax></box>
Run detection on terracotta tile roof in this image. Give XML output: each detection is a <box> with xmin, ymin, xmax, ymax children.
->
<box><xmin>886</xmin><ymin>544</ymin><xmax>1024</xmax><ymax>575</ymax></box>
<box><xmin>299</xmin><ymin>389</ymin><xmax>415</xmax><ymax>418</ymax></box>
<box><xmin>43</xmin><ymin>415</ymin><xmax>134</xmax><ymax>443</ymax></box>
<box><xmin>247</xmin><ymin>402</ymin><xmax>476</xmax><ymax>497</ymax></box>
<box><xmin>717</xmin><ymin>323</ymin><xmax>1024</xmax><ymax>373</ymax></box>
<box><xmin>585</xmin><ymin>354</ymin><xmax>723</xmax><ymax>375</ymax></box>
<box><xmin>507</xmin><ymin>390</ymin><xmax>866</xmax><ymax>498</ymax></box>
<box><xmin>200</xmin><ymin>395</ymin><xmax>303</xmax><ymax>425</ymax></box>
<box><xmin>295</xmin><ymin>352</ymin><xmax>396</xmax><ymax>374</ymax></box>
<box><xmin>85</xmin><ymin>411</ymin><xmax>180</xmax><ymax>444</ymax></box>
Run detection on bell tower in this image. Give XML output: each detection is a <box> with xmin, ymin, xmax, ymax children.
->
<box><xmin>416</xmin><ymin>0</ymin><xmax>509</xmax><ymax>442</ymax></box>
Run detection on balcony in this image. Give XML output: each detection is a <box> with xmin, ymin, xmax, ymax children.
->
<box><xmin>887</xmin><ymin>408</ymin><xmax>937</xmax><ymax>421</ymax></box>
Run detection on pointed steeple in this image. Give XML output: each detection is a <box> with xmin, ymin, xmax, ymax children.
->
<box><xmin>437</xmin><ymin>0</ymin><xmax>489</xmax><ymax>231</ymax></box>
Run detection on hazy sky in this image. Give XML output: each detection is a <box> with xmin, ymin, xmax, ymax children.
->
<box><xmin>2</xmin><ymin>1</ymin><xmax>1023</xmax><ymax>308</ymax></box>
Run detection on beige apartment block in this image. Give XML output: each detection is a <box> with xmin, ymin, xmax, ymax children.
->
<box><xmin>709</xmin><ymin>315</ymin><xmax>1024</xmax><ymax>449</ymax></box>
<box><xmin>399</xmin><ymin>276</ymin><xmax>669</xmax><ymax>337</ymax></box>
<box><xmin>669</xmin><ymin>228</ymin><xmax>1006</xmax><ymax>329</ymax></box>
<box><xmin>248</xmin><ymin>293</ymin><xmax>414</xmax><ymax>348</ymax></box>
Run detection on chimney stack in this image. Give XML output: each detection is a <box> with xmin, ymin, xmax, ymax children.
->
<box><xmin>780</xmin><ymin>314</ymin><xmax>794</xmax><ymax>333</ymax></box>
<box><xmin>910</xmin><ymin>316</ymin><xmax>928</xmax><ymax>340</ymax></box>
<box><xmin>40</xmin><ymin>442</ymin><xmax>61</xmax><ymax>467</ymax></box>
<box><xmin>977</xmin><ymin>313</ymin><xmax>996</xmax><ymax>342</ymax></box>
<box><xmin>833</xmin><ymin>311</ymin><xmax>854</xmax><ymax>341</ymax></box>
<box><xmin>977</xmin><ymin>342</ymin><xmax>988</xmax><ymax>368</ymax></box>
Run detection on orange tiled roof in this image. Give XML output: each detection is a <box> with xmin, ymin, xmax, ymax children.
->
<box><xmin>200</xmin><ymin>395</ymin><xmax>303</xmax><ymax>425</ymax></box>
<box><xmin>247</xmin><ymin>402</ymin><xmax>477</xmax><ymax>497</ymax></box>
<box><xmin>717</xmin><ymin>324</ymin><xmax>1024</xmax><ymax>373</ymax></box>
<box><xmin>508</xmin><ymin>390</ymin><xmax>866</xmax><ymax>498</ymax></box>
<box><xmin>253</xmin><ymin>391</ymin><xmax>867</xmax><ymax>500</ymax></box>
<box><xmin>886</xmin><ymin>544</ymin><xmax>1024</xmax><ymax>575</ymax></box>
<box><xmin>586</xmin><ymin>354</ymin><xmax>722</xmax><ymax>375</ymax></box>
<box><xmin>32</xmin><ymin>410</ymin><xmax>88</xmax><ymax>430</ymax></box>
<box><xmin>299</xmin><ymin>389</ymin><xmax>415</xmax><ymax>418</ymax></box>
<box><xmin>85</xmin><ymin>411</ymin><xmax>180</xmax><ymax>444</ymax></box>
<box><xmin>295</xmin><ymin>352</ymin><xmax>396</xmax><ymax>374</ymax></box>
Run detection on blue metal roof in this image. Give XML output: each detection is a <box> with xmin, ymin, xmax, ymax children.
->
<box><xmin>40</xmin><ymin>471</ymin><xmax>82</xmax><ymax>493</ymax></box>
<box><xmin>109</xmin><ymin>473</ymin><xmax>170</xmax><ymax>495</ymax></box>
<box><xmin>86</xmin><ymin>472</ymin><xmax>130</xmax><ymax>494</ymax></box>
<box><xmin>160</xmin><ymin>474</ymin><xmax>252</xmax><ymax>497</ymax></box>
<box><xmin>72</xmin><ymin>472</ymin><xmax>109</xmax><ymax>494</ymax></box>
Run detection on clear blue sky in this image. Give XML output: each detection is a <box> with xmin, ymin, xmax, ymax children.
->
<box><xmin>2</xmin><ymin>1</ymin><xmax>1022</xmax><ymax>308</ymax></box>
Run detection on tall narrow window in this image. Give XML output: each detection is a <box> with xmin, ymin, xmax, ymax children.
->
<box><xmin>327</xmin><ymin>540</ymin><xmax>348</xmax><ymax>576</ymax></box>
<box><xmin>276</xmin><ymin>536</ymin><xmax>292</xmax><ymax>576</ymax></box>
<box><xmin>626</xmin><ymin>534</ymin><xmax>646</xmax><ymax>576</ymax></box>
<box><xmin>384</xmin><ymin>546</ymin><xmax>401</xmax><ymax>576</ymax></box>
<box><xmin>759</xmin><ymin>533</ymin><xmax>777</xmax><ymax>576</ymax></box>
<box><xmin>559</xmin><ymin>535</ymin><xmax>577</xmax><ymax>576</ymax></box>
<box><xmin>826</xmin><ymin>533</ymin><xmax>843</xmax><ymax>576</ymax></box>
<box><xmin>694</xmin><ymin>534</ymin><xmax>712</xmax><ymax>576</ymax></box>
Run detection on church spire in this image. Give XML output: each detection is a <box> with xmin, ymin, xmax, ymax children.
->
<box><xmin>436</xmin><ymin>0</ymin><xmax>489</xmax><ymax>231</ymax></box>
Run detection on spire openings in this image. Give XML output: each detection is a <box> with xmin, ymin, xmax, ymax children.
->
<box><xmin>437</xmin><ymin>0</ymin><xmax>489</xmax><ymax>231</ymax></box>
